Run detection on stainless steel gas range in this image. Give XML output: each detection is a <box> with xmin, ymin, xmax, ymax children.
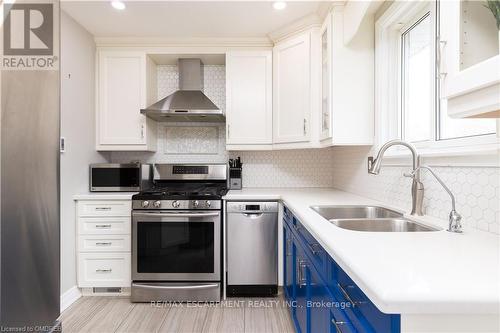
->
<box><xmin>131</xmin><ymin>164</ymin><xmax>227</xmax><ymax>302</ymax></box>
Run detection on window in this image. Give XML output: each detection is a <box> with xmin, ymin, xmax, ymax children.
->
<box><xmin>401</xmin><ymin>13</ymin><xmax>433</xmax><ymax>142</ymax></box>
<box><xmin>377</xmin><ymin>1</ymin><xmax>497</xmax><ymax>155</ymax></box>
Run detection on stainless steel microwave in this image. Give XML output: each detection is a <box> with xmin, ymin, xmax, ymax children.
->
<box><xmin>89</xmin><ymin>163</ymin><xmax>151</xmax><ymax>192</ymax></box>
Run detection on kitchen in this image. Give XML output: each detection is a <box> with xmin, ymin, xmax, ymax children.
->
<box><xmin>0</xmin><ymin>0</ymin><xmax>499</xmax><ymax>332</ymax></box>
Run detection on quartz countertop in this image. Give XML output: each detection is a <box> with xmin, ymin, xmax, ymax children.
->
<box><xmin>223</xmin><ymin>188</ymin><xmax>500</xmax><ymax>315</ymax></box>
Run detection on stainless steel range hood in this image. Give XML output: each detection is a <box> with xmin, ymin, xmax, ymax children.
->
<box><xmin>141</xmin><ymin>58</ymin><xmax>224</xmax><ymax>122</ymax></box>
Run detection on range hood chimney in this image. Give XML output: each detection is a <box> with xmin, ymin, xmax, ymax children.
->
<box><xmin>141</xmin><ymin>58</ymin><xmax>224</xmax><ymax>122</ymax></box>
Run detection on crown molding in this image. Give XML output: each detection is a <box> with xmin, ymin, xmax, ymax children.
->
<box><xmin>94</xmin><ymin>36</ymin><xmax>273</xmax><ymax>48</ymax></box>
<box><xmin>267</xmin><ymin>13</ymin><xmax>322</xmax><ymax>44</ymax></box>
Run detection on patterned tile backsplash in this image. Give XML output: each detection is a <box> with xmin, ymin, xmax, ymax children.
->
<box><xmin>330</xmin><ymin>147</ymin><xmax>500</xmax><ymax>234</ymax></box>
<box><xmin>110</xmin><ymin>64</ymin><xmax>336</xmax><ymax>187</ymax></box>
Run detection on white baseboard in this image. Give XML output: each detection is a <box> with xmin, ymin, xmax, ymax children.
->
<box><xmin>60</xmin><ymin>285</ymin><xmax>82</xmax><ymax>312</ymax></box>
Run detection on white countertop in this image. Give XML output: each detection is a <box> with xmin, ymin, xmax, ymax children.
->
<box><xmin>223</xmin><ymin>188</ymin><xmax>500</xmax><ymax>315</ymax></box>
<box><xmin>73</xmin><ymin>192</ymin><xmax>137</xmax><ymax>200</ymax></box>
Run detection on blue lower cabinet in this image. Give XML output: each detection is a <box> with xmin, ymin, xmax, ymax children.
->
<box><xmin>283</xmin><ymin>224</ymin><xmax>294</xmax><ymax>299</ymax></box>
<box><xmin>295</xmin><ymin>246</ymin><xmax>310</xmax><ymax>333</ymax></box>
<box><xmin>309</xmin><ymin>264</ymin><xmax>333</xmax><ymax>333</ymax></box>
<box><xmin>283</xmin><ymin>206</ymin><xmax>401</xmax><ymax>333</ymax></box>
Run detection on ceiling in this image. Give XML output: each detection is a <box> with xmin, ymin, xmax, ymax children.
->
<box><xmin>61</xmin><ymin>1</ymin><xmax>325</xmax><ymax>39</ymax></box>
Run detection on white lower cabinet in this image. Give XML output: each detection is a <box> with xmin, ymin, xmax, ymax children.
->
<box><xmin>78</xmin><ymin>235</ymin><xmax>131</xmax><ymax>252</ymax></box>
<box><xmin>76</xmin><ymin>199</ymin><xmax>131</xmax><ymax>289</ymax></box>
<box><xmin>78</xmin><ymin>253</ymin><xmax>131</xmax><ymax>288</ymax></box>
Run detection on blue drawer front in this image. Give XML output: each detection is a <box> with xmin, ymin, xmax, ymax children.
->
<box><xmin>293</xmin><ymin>218</ymin><xmax>328</xmax><ymax>278</ymax></box>
<box><xmin>332</xmin><ymin>260</ymin><xmax>401</xmax><ymax>333</ymax></box>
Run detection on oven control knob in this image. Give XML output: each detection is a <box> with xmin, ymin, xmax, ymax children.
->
<box><xmin>192</xmin><ymin>200</ymin><xmax>199</xmax><ymax>208</ymax></box>
<box><xmin>172</xmin><ymin>200</ymin><xmax>180</xmax><ymax>208</ymax></box>
<box><xmin>153</xmin><ymin>201</ymin><xmax>161</xmax><ymax>208</ymax></box>
<box><xmin>205</xmin><ymin>200</ymin><xmax>211</xmax><ymax>208</ymax></box>
<box><xmin>141</xmin><ymin>201</ymin><xmax>149</xmax><ymax>208</ymax></box>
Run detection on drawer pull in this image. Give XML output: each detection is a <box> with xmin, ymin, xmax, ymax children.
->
<box><xmin>95</xmin><ymin>207</ymin><xmax>112</xmax><ymax>211</ymax></box>
<box><xmin>338</xmin><ymin>283</ymin><xmax>358</xmax><ymax>307</ymax></box>
<box><xmin>95</xmin><ymin>224</ymin><xmax>112</xmax><ymax>228</ymax></box>
<box><xmin>297</xmin><ymin>259</ymin><xmax>307</xmax><ymax>287</ymax></box>
<box><xmin>331</xmin><ymin>319</ymin><xmax>346</xmax><ymax>333</ymax></box>
<box><xmin>307</xmin><ymin>243</ymin><xmax>322</xmax><ymax>255</ymax></box>
<box><xmin>95</xmin><ymin>242</ymin><xmax>112</xmax><ymax>246</ymax></box>
<box><xmin>95</xmin><ymin>269</ymin><xmax>112</xmax><ymax>273</ymax></box>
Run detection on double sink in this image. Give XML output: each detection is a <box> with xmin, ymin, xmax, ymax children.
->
<box><xmin>311</xmin><ymin>206</ymin><xmax>439</xmax><ymax>232</ymax></box>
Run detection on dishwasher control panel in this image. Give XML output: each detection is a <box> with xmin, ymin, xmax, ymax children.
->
<box><xmin>226</xmin><ymin>201</ymin><xmax>278</xmax><ymax>213</ymax></box>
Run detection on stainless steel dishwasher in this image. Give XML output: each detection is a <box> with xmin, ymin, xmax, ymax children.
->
<box><xmin>226</xmin><ymin>201</ymin><xmax>278</xmax><ymax>297</ymax></box>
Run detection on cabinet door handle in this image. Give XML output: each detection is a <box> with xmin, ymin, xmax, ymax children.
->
<box><xmin>436</xmin><ymin>39</ymin><xmax>447</xmax><ymax>79</ymax></box>
<box><xmin>286</xmin><ymin>238</ymin><xmax>292</xmax><ymax>256</ymax></box>
<box><xmin>141</xmin><ymin>124</ymin><xmax>145</xmax><ymax>139</ymax></box>
<box><xmin>298</xmin><ymin>259</ymin><xmax>307</xmax><ymax>287</ymax></box>
<box><xmin>331</xmin><ymin>319</ymin><xmax>346</xmax><ymax>333</ymax></box>
<box><xmin>337</xmin><ymin>283</ymin><xmax>357</xmax><ymax>307</ymax></box>
<box><xmin>95</xmin><ymin>224</ymin><xmax>112</xmax><ymax>229</ymax></box>
<box><xmin>95</xmin><ymin>269</ymin><xmax>112</xmax><ymax>273</ymax></box>
<box><xmin>303</xmin><ymin>118</ymin><xmax>307</xmax><ymax>135</ymax></box>
<box><xmin>227</xmin><ymin>124</ymin><xmax>230</xmax><ymax>139</ymax></box>
<box><xmin>95</xmin><ymin>242</ymin><xmax>112</xmax><ymax>246</ymax></box>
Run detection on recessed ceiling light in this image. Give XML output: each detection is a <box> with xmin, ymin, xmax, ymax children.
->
<box><xmin>273</xmin><ymin>1</ymin><xmax>287</xmax><ymax>10</ymax></box>
<box><xmin>111</xmin><ymin>1</ymin><xmax>126</xmax><ymax>10</ymax></box>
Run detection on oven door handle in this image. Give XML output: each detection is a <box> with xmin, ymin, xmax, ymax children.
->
<box><xmin>132</xmin><ymin>283</ymin><xmax>219</xmax><ymax>290</ymax></box>
<box><xmin>133</xmin><ymin>212</ymin><xmax>220</xmax><ymax>218</ymax></box>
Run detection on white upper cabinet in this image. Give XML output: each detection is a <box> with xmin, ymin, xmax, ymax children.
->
<box><xmin>440</xmin><ymin>0</ymin><xmax>500</xmax><ymax>118</ymax></box>
<box><xmin>273</xmin><ymin>32</ymin><xmax>313</xmax><ymax>145</ymax></box>
<box><xmin>96</xmin><ymin>50</ymin><xmax>157</xmax><ymax>151</ymax></box>
<box><xmin>320</xmin><ymin>15</ymin><xmax>332</xmax><ymax>141</ymax></box>
<box><xmin>319</xmin><ymin>8</ymin><xmax>374</xmax><ymax>146</ymax></box>
<box><xmin>226</xmin><ymin>51</ymin><xmax>273</xmax><ymax>150</ymax></box>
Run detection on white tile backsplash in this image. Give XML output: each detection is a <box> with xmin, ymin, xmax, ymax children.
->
<box><xmin>330</xmin><ymin>147</ymin><xmax>500</xmax><ymax>234</ymax></box>
<box><xmin>111</xmin><ymin>64</ymin><xmax>335</xmax><ymax>187</ymax></box>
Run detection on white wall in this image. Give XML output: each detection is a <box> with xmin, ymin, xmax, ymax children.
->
<box><xmin>60</xmin><ymin>12</ymin><xmax>108</xmax><ymax>296</ymax></box>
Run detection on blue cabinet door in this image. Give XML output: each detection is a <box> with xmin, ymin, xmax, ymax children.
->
<box><xmin>309</xmin><ymin>263</ymin><xmax>330</xmax><ymax>333</ymax></box>
<box><xmin>294</xmin><ymin>243</ymin><xmax>309</xmax><ymax>333</ymax></box>
<box><xmin>283</xmin><ymin>224</ymin><xmax>294</xmax><ymax>299</ymax></box>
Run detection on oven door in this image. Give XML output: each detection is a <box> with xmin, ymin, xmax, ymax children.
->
<box><xmin>132</xmin><ymin>211</ymin><xmax>221</xmax><ymax>281</ymax></box>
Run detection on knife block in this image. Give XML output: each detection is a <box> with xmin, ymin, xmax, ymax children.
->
<box><xmin>229</xmin><ymin>167</ymin><xmax>242</xmax><ymax>190</ymax></box>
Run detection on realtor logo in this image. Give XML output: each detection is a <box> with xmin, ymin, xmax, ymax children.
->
<box><xmin>3</xmin><ymin>3</ymin><xmax>53</xmax><ymax>56</ymax></box>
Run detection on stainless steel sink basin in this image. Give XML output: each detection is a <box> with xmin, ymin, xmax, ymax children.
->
<box><xmin>310</xmin><ymin>205</ymin><xmax>439</xmax><ymax>232</ymax></box>
<box><xmin>330</xmin><ymin>218</ymin><xmax>439</xmax><ymax>232</ymax></box>
<box><xmin>310</xmin><ymin>205</ymin><xmax>403</xmax><ymax>220</ymax></box>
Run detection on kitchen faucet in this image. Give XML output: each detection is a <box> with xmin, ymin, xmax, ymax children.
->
<box><xmin>408</xmin><ymin>166</ymin><xmax>463</xmax><ymax>233</ymax></box>
<box><xmin>368</xmin><ymin>140</ymin><xmax>424</xmax><ymax>216</ymax></box>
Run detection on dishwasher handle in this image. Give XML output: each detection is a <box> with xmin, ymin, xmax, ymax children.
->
<box><xmin>242</xmin><ymin>212</ymin><xmax>264</xmax><ymax>218</ymax></box>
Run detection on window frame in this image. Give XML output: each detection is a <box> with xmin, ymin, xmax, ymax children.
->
<box><xmin>375</xmin><ymin>0</ymin><xmax>499</xmax><ymax>164</ymax></box>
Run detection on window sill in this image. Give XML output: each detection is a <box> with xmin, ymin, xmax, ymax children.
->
<box><xmin>380</xmin><ymin>139</ymin><xmax>500</xmax><ymax>167</ymax></box>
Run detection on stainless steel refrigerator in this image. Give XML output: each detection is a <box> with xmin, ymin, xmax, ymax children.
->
<box><xmin>1</xmin><ymin>1</ymin><xmax>61</xmax><ymax>331</ymax></box>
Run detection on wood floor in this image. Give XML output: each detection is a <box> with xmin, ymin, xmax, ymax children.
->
<box><xmin>59</xmin><ymin>296</ymin><xmax>295</xmax><ymax>333</ymax></box>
